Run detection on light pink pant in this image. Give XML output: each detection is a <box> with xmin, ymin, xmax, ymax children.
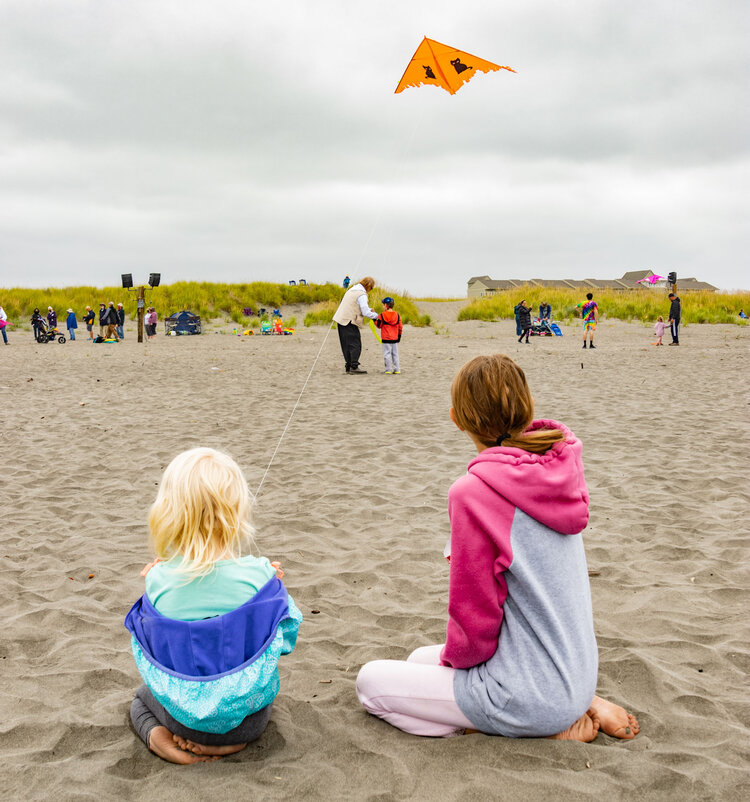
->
<box><xmin>356</xmin><ymin>644</ymin><xmax>476</xmax><ymax>737</ymax></box>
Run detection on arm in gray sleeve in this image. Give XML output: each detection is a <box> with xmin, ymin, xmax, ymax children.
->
<box><xmin>357</xmin><ymin>294</ymin><xmax>378</xmax><ymax>320</ymax></box>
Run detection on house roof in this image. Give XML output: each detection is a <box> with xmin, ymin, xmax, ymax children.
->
<box><xmin>676</xmin><ymin>278</ymin><xmax>719</xmax><ymax>291</ymax></box>
<box><xmin>467</xmin><ymin>272</ymin><xmax>718</xmax><ymax>292</ymax></box>
<box><xmin>620</xmin><ymin>270</ymin><xmax>655</xmax><ymax>283</ymax></box>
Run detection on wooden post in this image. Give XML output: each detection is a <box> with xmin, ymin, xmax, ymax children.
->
<box><xmin>137</xmin><ymin>286</ymin><xmax>145</xmax><ymax>343</ymax></box>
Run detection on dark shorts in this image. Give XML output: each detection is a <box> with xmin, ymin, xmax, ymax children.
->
<box><xmin>145</xmin><ymin>324</ymin><xmax>157</xmax><ymax>336</ymax></box>
<box><xmin>86</xmin><ymin>324</ymin><xmax>93</xmax><ymax>331</ymax></box>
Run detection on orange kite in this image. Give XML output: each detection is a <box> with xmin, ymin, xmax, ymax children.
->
<box><xmin>395</xmin><ymin>37</ymin><xmax>515</xmax><ymax>95</ymax></box>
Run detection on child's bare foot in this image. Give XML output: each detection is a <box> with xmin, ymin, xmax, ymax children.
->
<box><xmin>589</xmin><ymin>696</ymin><xmax>640</xmax><ymax>739</ymax></box>
<box><xmin>147</xmin><ymin>726</ymin><xmax>218</xmax><ymax>764</ymax></box>
<box><xmin>172</xmin><ymin>734</ymin><xmax>247</xmax><ymax>757</ymax></box>
<box><xmin>548</xmin><ymin>709</ymin><xmax>600</xmax><ymax>742</ymax></box>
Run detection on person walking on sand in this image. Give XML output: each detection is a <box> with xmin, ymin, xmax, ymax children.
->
<box><xmin>578</xmin><ymin>293</ymin><xmax>598</xmax><ymax>349</ymax></box>
<box><xmin>83</xmin><ymin>306</ymin><xmax>95</xmax><ymax>341</ymax></box>
<box><xmin>65</xmin><ymin>308</ymin><xmax>78</xmax><ymax>341</ymax></box>
<box><xmin>102</xmin><ymin>302</ymin><xmax>119</xmax><ymax>340</ymax></box>
<box><xmin>375</xmin><ymin>296</ymin><xmax>403</xmax><ymax>374</ymax></box>
<box><xmin>116</xmin><ymin>303</ymin><xmax>125</xmax><ymax>340</ymax></box>
<box><xmin>356</xmin><ymin>354</ymin><xmax>641</xmax><ymax>743</ymax></box>
<box><xmin>125</xmin><ymin>448</ymin><xmax>302</xmax><ymax>764</ymax></box>
<box><xmin>47</xmin><ymin>306</ymin><xmax>57</xmax><ymax>329</ymax></box>
<box><xmin>517</xmin><ymin>300</ymin><xmax>532</xmax><ymax>344</ymax></box>
<box><xmin>332</xmin><ymin>276</ymin><xmax>378</xmax><ymax>374</ymax></box>
<box><xmin>667</xmin><ymin>292</ymin><xmax>681</xmax><ymax>345</ymax></box>
<box><xmin>0</xmin><ymin>305</ymin><xmax>8</xmax><ymax>345</ymax></box>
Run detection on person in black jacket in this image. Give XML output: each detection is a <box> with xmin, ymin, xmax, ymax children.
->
<box><xmin>101</xmin><ymin>302</ymin><xmax>119</xmax><ymax>341</ymax></box>
<box><xmin>31</xmin><ymin>308</ymin><xmax>44</xmax><ymax>340</ymax></box>
<box><xmin>97</xmin><ymin>303</ymin><xmax>107</xmax><ymax>338</ymax></box>
<box><xmin>83</xmin><ymin>306</ymin><xmax>95</xmax><ymax>341</ymax></box>
<box><xmin>517</xmin><ymin>300</ymin><xmax>532</xmax><ymax>344</ymax></box>
<box><xmin>667</xmin><ymin>293</ymin><xmax>681</xmax><ymax>345</ymax></box>
<box><xmin>116</xmin><ymin>303</ymin><xmax>126</xmax><ymax>340</ymax></box>
<box><xmin>513</xmin><ymin>302</ymin><xmax>523</xmax><ymax>336</ymax></box>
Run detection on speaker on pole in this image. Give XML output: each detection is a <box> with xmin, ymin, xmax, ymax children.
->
<box><xmin>122</xmin><ymin>273</ymin><xmax>133</xmax><ymax>288</ymax></box>
<box><xmin>148</xmin><ymin>273</ymin><xmax>161</xmax><ymax>287</ymax></box>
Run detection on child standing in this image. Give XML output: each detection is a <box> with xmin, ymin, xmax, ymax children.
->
<box><xmin>125</xmin><ymin>448</ymin><xmax>302</xmax><ymax>764</ymax></box>
<box><xmin>66</xmin><ymin>308</ymin><xmax>78</xmax><ymax>341</ymax></box>
<box><xmin>375</xmin><ymin>297</ymin><xmax>403</xmax><ymax>374</ymax></box>
<box><xmin>653</xmin><ymin>316</ymin><xmax>666</xmax><ymax>345</ymax></box>
<box><xmin>356</xmin><ymin>354</ymin><xmax>639</xmax><ymax>742</ymax></box>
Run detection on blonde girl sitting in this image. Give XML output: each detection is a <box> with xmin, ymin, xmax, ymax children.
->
<box><xmin>125</xmin><ymin>448</ymin><xmax>302</xmax><ymax>764</ymax></box>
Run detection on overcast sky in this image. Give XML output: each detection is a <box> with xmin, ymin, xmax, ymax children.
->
<box><xmin>1</xmin><ymin>0</ymin><xmax>748</xmax><ymax>295</ymax></box>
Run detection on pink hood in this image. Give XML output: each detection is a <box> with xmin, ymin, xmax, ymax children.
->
<box><xmin>466</xmin><ymin>419</ymin><xmax>589</xmax><ymax>535</ymax></box>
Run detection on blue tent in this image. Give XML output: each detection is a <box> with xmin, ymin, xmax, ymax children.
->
<box><xmin>165</xmin><ymin>310</ymin><xmax>201</xmax><ymax>335</ymax></box>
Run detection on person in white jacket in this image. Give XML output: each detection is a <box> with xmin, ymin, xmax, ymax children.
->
<box><xmin>332</xmin><ymin>276</ymin><xmax>378</xmax><ymax>374</ymax></box>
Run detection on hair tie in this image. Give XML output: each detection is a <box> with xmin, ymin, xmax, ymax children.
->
<box><xmin>496</xmin><ymin>433</ymin><xmax>511</xmax><ymax>446</ymax></box>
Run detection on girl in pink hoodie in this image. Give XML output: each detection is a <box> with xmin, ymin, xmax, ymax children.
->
<box><xmin>356</xmin><ymin>354</ymin><xmax>640</xmax><ymax>742</ymax></box>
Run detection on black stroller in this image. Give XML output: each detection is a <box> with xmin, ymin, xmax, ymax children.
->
<box><xmin>35</xmin><ymin>319</ymin><xmax>66</xmax><ymax>343</ymax></box>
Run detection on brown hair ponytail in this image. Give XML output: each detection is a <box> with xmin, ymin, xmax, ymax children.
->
<box><xmin>451</xmin><ymin>354</ymin><xmax>564</xmax><ymax>454</ymax></box>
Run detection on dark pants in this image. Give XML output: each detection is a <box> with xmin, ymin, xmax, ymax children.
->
<box><xmin>515</xmin><ymin>317</ymin><xmax>522</xmax><ymax>336</ymax></box>
<box><xmin>670</xmin><ymin>320</ymin><xmax>679</xmax><ymax>343</ymax></box>
<box><xmin>337</xmin><ymin>322</ymin><xmax>362</xmax><ymax>370</ymax></box>
<box><xmin>518</xmin><ymin>326</ymin><xmax>531</xmax><ymax>343</ymax></box>
<box><xmin>130</xmin><ymin>685</ymin><xmax>272</xmax><ymax>748</ymax></box>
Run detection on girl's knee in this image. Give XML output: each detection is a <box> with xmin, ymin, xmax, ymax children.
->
<box><xmin>407</xmin><ymin>644</ymin><xmax>444</xmax><ymax>665</ymax></box>
<box><xmin>355</xmin><ymin>660</ymin><xmax>385</xmax><ymax>702</ymax></box>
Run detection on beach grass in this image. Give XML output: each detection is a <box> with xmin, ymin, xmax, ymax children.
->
<box><xmin>1</xmin><ymin>281</ymin><xmax>432</xmax><ymax>329</ymax></box>
<box><xmin>303</xmin><ymin>290</ymin><xmax>430</xmax><ymax>328</ymax></box>
<box><xmin>458</xmin><ymin>288</ymin><xmax>750</xmax><ymax>325</ymax></box>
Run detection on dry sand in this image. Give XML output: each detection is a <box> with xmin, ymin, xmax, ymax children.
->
<box><xmin>2</xmin><ymin>309</ymin><xmax>749</xmax><ymax>801</ymax></box>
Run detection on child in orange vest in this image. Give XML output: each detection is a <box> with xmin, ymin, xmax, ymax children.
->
<box><xmin>375</xmin><ymin>297</ymin><xmax>403</xmax><ymax>374</ymax></box>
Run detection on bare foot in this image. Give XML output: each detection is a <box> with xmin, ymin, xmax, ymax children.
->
<box><xmin>172</xmin><ymin>734</ymin><xmax>247</xmax><ymax>756</ymax></box>
<box><xmin>548</xmin><ymin>709</ymin><xmax>600</xmax><ymax>742</ymax></box>
<box><xmin>147</xmin><ymin>726</ymin><xmax>218</xmax><ymax>764</ymax></box>
<box><xmin>590</xmin><ymin>695</ymin><xmax>640</xmax><ymax>739</ymax></box>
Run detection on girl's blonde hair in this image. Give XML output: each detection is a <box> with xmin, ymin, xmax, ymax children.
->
<box><xmin>149</xmin><ymin>448</ymin><xmax>255</xmax><ymax>573</ymax></box>
<box><xmin>451</xmin><ymin>354</ymin><xmax>564</xmax><ymax>454</ymax></box>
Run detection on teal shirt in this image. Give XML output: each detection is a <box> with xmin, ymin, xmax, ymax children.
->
<box><xmin>145</xmin><ymin>554</ymin><xmax>276</xmax><ymax>621</ymax></box>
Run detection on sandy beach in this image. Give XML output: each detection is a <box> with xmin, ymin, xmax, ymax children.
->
<box><xmin>2</xmin><ymin>308</ymin><xmax>749</xmax><ymax>801</ymax></box>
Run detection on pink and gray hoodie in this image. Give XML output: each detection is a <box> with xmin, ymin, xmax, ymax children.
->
<box><xmin>441</xmin><ymin>419</ymin><xmax>598</xmax><ymax>737</ymax></box>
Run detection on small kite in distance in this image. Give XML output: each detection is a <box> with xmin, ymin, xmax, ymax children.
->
<box><xmin>395</xmin><ymin>37</ymin><xmax>515</xmax><ymax>95</ymax></box>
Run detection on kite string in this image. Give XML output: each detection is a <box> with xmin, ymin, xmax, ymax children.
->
<box><xmin>253</xmin><ymin>322</ymin><xmax>334</xmax><ymax>501</ymax></box>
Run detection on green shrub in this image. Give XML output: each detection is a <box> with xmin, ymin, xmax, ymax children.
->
<box><xmin>458</xmin><ymin>287</ymin><xmax>750</xmax><ymax>325</ymax></box>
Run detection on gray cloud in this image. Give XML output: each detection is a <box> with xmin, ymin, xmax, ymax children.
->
<box><xmin>0</xmin><ymin>0</ymin><xmax>748</xmax><ymax>293</ymax></box>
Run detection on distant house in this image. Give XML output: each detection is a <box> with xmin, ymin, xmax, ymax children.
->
<box><xmin>467</xmin><ymin>271</ymin><xmax>717</xmax><ymax>298</ymax></box>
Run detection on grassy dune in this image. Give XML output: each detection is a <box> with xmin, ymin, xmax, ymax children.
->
<box><xmin>3</xmin><ymin>282</ymin><xmax>747</xmax><ymax>328</ymax></box>
<box><xmin>458</xmin><ymin>288</ymin><xmax>750</xmax><ymax>325</ymax></box>
<box><xmin>0</xmin><ymin>281</ymin><xmax>431</xmax><ymax>328</ymax></box>
<box><xmin>303</xmin><ymin>290</ymin><xmax>430</xmax><ymax>327</ymax></box>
